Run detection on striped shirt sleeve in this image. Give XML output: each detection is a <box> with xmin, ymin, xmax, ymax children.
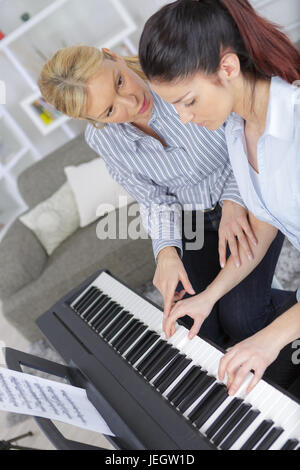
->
<box><xmin>219</xmin><ymin>168</ymin><xmax>246</xmax><ymax>208</ymax></box>
<box><xmin>85</xmin><ymin>131</ymin><xmax>183</xmax><ymax>260</ymax></box>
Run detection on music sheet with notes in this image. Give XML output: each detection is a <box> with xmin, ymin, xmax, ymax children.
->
<box><xmin>0</xmin><ymin>366</ymin><xmax>115</xmax><ymax>436</ymax></box>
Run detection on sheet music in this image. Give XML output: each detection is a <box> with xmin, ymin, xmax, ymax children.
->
<box><xmin>0</xmin><ymin>366</ymin><xmax>115</xmax><ymax>436</ymax></box>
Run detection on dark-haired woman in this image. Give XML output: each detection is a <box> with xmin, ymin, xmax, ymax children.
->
<box><xmin>139</xmin><ymin>0</ymin><xmax>300</xmax><ymax>395</ymax></box>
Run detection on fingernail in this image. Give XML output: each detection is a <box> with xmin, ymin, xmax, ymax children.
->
<box><xmin>235</xmin><ymin>262</ymin><xmax>240</xmax><ymax>268</ymax></box>
<box><xmin>221</xmin><ymin>262</ymin><xmax>224</xmax><ymax>269</ymax></box>
<box><xmin>248</xmin><ymin>254</ymin><xmax>254</xmax><ymax>261</ymax></box>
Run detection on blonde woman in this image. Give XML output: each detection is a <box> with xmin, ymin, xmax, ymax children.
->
<box><xmin>38</xmin><ymin>45</ymin><xmax>292</xmax><ymax>350</ymax></box>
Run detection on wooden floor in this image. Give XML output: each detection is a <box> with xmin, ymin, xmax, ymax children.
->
<box><xmin>0</xmin><ymin>302</ymin><xmax>114</xmax><ymax>450</ymax></box>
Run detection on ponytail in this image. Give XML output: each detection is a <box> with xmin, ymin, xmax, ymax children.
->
<box><xmin>139</xmin><ymin>0</ymin><xmax>300</xmax><ymax>84</ymax></box>
<box><xmin>219</xmin><ymin>0</ymin><xmax>300</xmax><ymax>84</ymax></box>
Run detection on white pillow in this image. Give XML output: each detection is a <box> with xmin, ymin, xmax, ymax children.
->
<box><xmin>19</xmin><ymin>182</ymin><xmax>80</xmax><ymax>255</ymax></box>
<box><xmin>64</xmin><ymin>158</ymin><xmax>135</xmax><ymax>227</ymax></box>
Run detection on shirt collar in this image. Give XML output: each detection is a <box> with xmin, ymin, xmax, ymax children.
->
<box><xmin>226</xmin><ymin>77</ymin><xmax>296</xmax><ymax>142</ymax></box>
<box><xmin>225</xmin><ymin>113</ymin><xmax>244</xmax><ymax>139</ymax></box>
<box><xmin>265</xmin><ymin>76</ymin><xmax>296</xmax><ymax>141</ymax></box>
<box><xmin>119</xmin><ymin>84</ymin><xmax>161</xmax><ymax>142</ymax></box>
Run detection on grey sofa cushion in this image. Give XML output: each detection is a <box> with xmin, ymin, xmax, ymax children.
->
<box><xmin>18</xmin><ymin>134</ymin><xmax>97</xmax><ymax>208</ymax></box>
<box><xmin>45</xmin><ymin>204</ymin><xmax>153</xmax><ymax>285</ymax></box>
<box><xmin>0</xmin><ymin>220</ymin><xmax>47</xmax><ymax>299</ymax></box>
<box><xmin>3</xmin><ymin>223</ymin><xmax>155</xmax><ymax>342</ymax></box>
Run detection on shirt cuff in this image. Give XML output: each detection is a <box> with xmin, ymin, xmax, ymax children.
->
<box><xmin>219</xmin><ymin>195</ymin><xmax>246</xmax><ymax>208</ymax></box>
<box><xmin>153</xmin><ymin>239</ymin><xmax>183</xmax><ymax>262</ymax></box>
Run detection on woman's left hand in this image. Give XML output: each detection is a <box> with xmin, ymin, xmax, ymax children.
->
<box><xmin>218</xmin><ymin>330</ymin><xmax>281</xmax><ymax>396</ymax></box>
<box><xmin>219</xmin><ymin>200</ymin><xmax>258</xmax><ymax>269</ymax></box>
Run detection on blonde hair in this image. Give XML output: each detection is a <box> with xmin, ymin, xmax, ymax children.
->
<box><xmin>38</xmin><ymin>44</ymin><xmax>146</xmax><ymax>129</ymax></box>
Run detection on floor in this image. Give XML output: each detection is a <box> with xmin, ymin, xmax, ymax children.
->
<box><xmin>0</xmin><ymin>302</ymin><xmax>114</xmax><ymax>451</ymax></box>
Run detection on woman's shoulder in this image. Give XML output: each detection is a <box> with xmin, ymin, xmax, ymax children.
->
<box><xmin>85</xmin><ymin>121</ymin><xmax>119</xmax><ymax>141</ymax></box>
<box><xmin>84</xmin><ymin>122</ymin><xmax>126</xmax><ymax>152</ymax></box>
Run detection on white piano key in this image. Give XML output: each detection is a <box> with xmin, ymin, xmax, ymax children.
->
<box><xmin>229</xmin><ymin>386</ymin><xmax>283</xmax><ymax>450</ymax></box>
<box><xmin>269</xmin><ymin>411</ymin><xmax>300</xmax><ymax>450</ymax></box>
<box><xmin>167</xmin><ymin>326</ymin><xmax>188</xmax><ymax>348</ymax></box>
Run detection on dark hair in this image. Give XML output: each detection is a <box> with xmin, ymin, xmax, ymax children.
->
<box><xmin>139</xmin><ymin>0</ymin><xmax>300</xmax><ymax>84</ymax></box>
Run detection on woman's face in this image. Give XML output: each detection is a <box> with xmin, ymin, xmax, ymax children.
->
<box><xmin>86</xmin><ymin>55</ymin><xmax>153</xmax><ymax>125</ymax></box>
<box><xmin>149</xmin><ymin>71</ymin><xmax>235</xmax><ymax>131</ymax></box>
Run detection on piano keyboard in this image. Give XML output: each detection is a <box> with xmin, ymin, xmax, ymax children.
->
<box><xmin>67</xmin><ymin>271</ymin><xmax>300</xmax><ymax>451</ymax></box>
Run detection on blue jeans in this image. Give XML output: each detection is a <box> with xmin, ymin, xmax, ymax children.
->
<box><xmin>180</xmin><ymin>204</ymin><xmax>293</xmax><ymax>348</ymax></box>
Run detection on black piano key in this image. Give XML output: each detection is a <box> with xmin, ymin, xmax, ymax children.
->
<box><xmin>82</xmin><ymin>293</ymin><xmax>107</xmax><ymax>320</ymax></box>
<box><xmin>96</xmin><ymin>306</ymin><xmax>128</xmax><ymax>326</ymax></box>
<box><xmin>104</xmin><ymin>313</ymin><xmax>133</xmax><ymax>342</ymax></box>
<box><xmin>212</xmin><ymin>403</ymin><xmax>252</xmax><ymax>446</ymax></box>
<box><xmin>154</xmin><ymin>356</ymin><xmax>192</xmax><ymax>393</ymax></box>
<box><xmin>93</xmin><ymin>305</ymin><xmax>125</xmax><ymax>332</ymax></box>
<box><xmin>125</xmin><ymin>331</ymin><xmax>159</xmax><ymax>364</ymax></box>
<box><xmin>78</xmin><ymin>290</ymin><xmax>103</xmax><ymax>315</ymax></box>
<box><xmin>72</xmin><ymin>286</ymin><xmax>98</xmax><ymax>311</ymax></box>
<box><xmin>84</xmin><ymin>295</ymin><xmax>116</xmax><ymax>322</ymax></box>
<box><xmin>144</xmin><ymin>348</ymin><xmax>179</xmax><ymax>381</ymax></box>
<box><xmin>100</xmin><ymin>308</ymin><xmax>129</xmax><ymax>332</ymax></box>
<box><xmin>281</xmin><ymin>439</ymin><xmax>299</xmax><ymax>450</ymax></box>
<box><xmin>110</xmin><ymin>319</ymin><xmax>141</xmax><ymax>348</ymax></box>
<box><xmin>220</xmin><ymin>409</ymin><xmax>260</xmax><ymax>450</ymax></box>
<box><xmin>206</xmin><ymin>398</ymin><xmax>243</xmax><ymax>440</ymax></box>
<box><xmin>136</xmin><ymin>341</ymin><xmax>170</xmax><ymax>375</ymax></box>
<box><xmin>241</xmin><ymin>419</ymin><xmax>274</xmax><ymax>450</ymax></box>
<box><xmin>189</xmin><ymin>384</ymin><xmax>229</xmax><ymax>430</ymax></box>
<box><xmin>89</xmin><ymin>299</ymin><xmax>115</xmax><ymax>327</ymax></box>
<box><xmin>118</xmin><ymin>324</ymin><xmax>148</xmax><ymax>355</ymax></box>
<box><xmin>167</xmin><ymin>366</ymin><xmax>204</xmax><ymax>405</ymax></box>
<box><xmin>82</xmin><ymin>295</ymin><xmax>118</xmax><ymax>324</ymax></box>
<box><xmin>91</xmin><ymin>304</ymin><xmax>116</xmax><ymax>330</ymax></box>
<box><xmin>177</xmin><ymin>374</ymin><xmax>216</xmax><ymax>413</ymax></box>
<box><xmin>256</xmin><ymin>426</ymin><xmax>284</xmax><ymax>450</ymax></box>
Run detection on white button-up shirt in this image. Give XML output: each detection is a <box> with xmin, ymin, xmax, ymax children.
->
<box><xmin>225</xmin><ymin>76</ymin><xmax>300</xmax><ymax>301</ymax></box>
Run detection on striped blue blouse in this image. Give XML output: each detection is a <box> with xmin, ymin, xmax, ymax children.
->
<box><xmin>85</xmin><ymin>86</ymin><xmax>244</xmax><ymax>259</ymax></box>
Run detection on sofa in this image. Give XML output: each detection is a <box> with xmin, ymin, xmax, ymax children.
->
<box><xmin>0</xmin><ymin>134</ymin><xmax>155</xmax><ymax>342</ymax></box>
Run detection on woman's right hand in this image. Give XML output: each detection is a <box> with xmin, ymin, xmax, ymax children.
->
<box><xmin>153</xmin><ymin>246</ymin><xmax>195</xmax><ymax>330</ymax></box>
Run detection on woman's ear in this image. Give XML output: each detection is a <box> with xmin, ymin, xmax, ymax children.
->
<box><xmin>218</xmin><ymin>53</ymin><xmax>241</xmax><ymax>81</ymax></box>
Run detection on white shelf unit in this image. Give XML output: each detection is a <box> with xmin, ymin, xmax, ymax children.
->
<box><xmin>17</xmin><ymin>0</ymin><xmax>137</xmax><ymax>135</ymax></box>
<box><xmin>0</xmin><ymin>0</ymin><xmax>137</xmax><ymax>242</ymax></box>
<box><xmin>0</xmin><ymin>105</ymin><xmax>34</xmax><ymax>241</ymax></box>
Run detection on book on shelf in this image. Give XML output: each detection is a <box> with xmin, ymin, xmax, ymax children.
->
<box><xmin>31</xmin><ymin>97</ymin><xmax>62</xmax><ymax>125</ymax></box>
